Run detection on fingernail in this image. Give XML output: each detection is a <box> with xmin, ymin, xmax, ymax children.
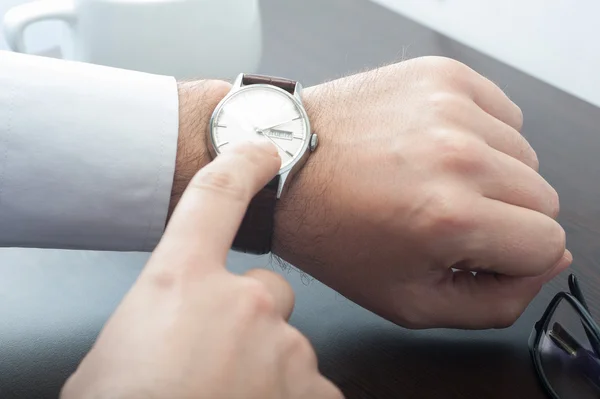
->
<box><xmin>545</xmin><ymin>250</ymin><xmax>572</xmax><ymax>282</ymax></box>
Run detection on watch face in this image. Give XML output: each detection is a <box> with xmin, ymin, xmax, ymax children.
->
<box><xmin>210</xmin><ymin>85</ymin><xmax>310</xmax><ymax>170</ymax></box>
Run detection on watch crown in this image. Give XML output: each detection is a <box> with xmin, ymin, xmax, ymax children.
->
<box><xmin>310</xmin><ymin>133</ymin><xmax>319</xmax><ymax>152</ymax></box>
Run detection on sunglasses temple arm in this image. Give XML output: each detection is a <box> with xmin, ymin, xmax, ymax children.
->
<box><xmin>566</xmin><ymin>275</ymin><xmax>600</xmax><ymax>359</ymax></box>
<box><xmin>569</xmin><ymin>274</ymin><xmax>591</xmax><ymax>312</ymax></box>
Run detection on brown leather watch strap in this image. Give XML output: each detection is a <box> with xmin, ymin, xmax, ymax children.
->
<box><xmin>232</xmin><ymin>175</ymin><xmax>280</xmax><ymax>254</ymax></box>
<box><xmin>231</xmin><ymin>74</ymin><xmax>297</xmax><ymax>254</ymax></box>
<box><xmin>242</xmin><ymin>74</ymin><xmax>297</xmax><ymax>94</ymax></box>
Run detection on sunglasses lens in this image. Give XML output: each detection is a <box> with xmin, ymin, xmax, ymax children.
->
<box><xmin>537</xmin><ymin>298</ymin><xmax>600</xmax><ymax>398</ymax></box>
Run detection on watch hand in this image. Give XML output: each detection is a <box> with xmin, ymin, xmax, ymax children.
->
<box><xmin>257</xmin><ymin>130</ymin><xmax>294</xmax><ymax>157</ymax></box>
<box><xmin>257</xmin><ymin>118</ymin><xmax>298</xmax><ymax>132</ymax></box>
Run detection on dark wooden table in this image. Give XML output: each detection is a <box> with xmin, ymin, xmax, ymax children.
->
<box><xmin>1</xmin><ymin>0</ymin><xmax>599</xmax><ymax>398</ymax></box>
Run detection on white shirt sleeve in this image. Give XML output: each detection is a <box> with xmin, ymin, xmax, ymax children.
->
<box><xmin>0</xmin><ymin>51</ymin><xmax>179</xmax><ymax>251</ymax></box>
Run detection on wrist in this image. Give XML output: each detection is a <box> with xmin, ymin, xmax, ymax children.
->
<box><xmin>169</xmin><ymin>79</ymin><xmax>231</xmax><ymax>216</ymax></box>
<box><xmin>272</xmin><ymin>84</ymin><xmax>331</xmax><ymax>262</ymax></box>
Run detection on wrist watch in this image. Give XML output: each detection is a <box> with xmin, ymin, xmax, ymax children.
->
<box><xmin>207</xmin><ymin>73</ymin><xmax>318</xmax><ymax>254</ymax></box>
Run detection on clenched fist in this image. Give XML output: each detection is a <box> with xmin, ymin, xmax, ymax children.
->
<box><xmin>274</xmin><ymin>56</ymin><xmax>570</xmax><ymax>329</ymax></box>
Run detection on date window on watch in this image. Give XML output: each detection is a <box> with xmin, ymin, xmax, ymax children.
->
<box><xmin>265</xmin><ymin>129</ymin><xmax>293</xmax><ymax>141</ymax></box>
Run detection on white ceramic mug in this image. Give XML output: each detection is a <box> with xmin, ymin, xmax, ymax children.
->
<box><xmin>2</xmin><ymin>0</ymin><xmax>262</xmax><ymax>79</ymax></box>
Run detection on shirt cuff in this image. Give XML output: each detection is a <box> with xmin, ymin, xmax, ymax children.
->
<box><xmin>0</xmin><ymin>51</ymin><xmax>178</xmax><ymax>251</ymax></box>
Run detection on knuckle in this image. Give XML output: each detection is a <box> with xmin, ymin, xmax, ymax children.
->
<box><xmin>285</xmin><ymin>327</ymin><xmax>318</xmax><ymax>365</ymax></box>
<box><xmin>413</xmin><ymin>188</ymin><xmax>474</xmax><ymax>238</ymax></box>
<box><xmin>423</xmin><ymin>56</ymin><xmax>467</xmax><ymax>72</ymax></box>
<box><xmin>190</xmin><ymin>169</ymin><xmax>246</xmax><ymax>202</ymax></box>
<box><xmin>433</xmin><ymin>132</ymin><xmax>484</xmax><ymax>174</ymax></box>
<box><xmin>424</xmin><ymin>56</ymin><xmax>472</xmax><ymax>88</ymax></box>
<box><xmin>426</xmin><ymin>91</ymin><xmax>464</xmax><ymax>120</ymax></box>
<box><xmin>237</xmin><ymin>278</ymin><xmax>277</xmax><ymax>317</ymax></box>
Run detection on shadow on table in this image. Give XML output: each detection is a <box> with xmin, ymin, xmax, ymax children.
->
<box><xmin>318</xmin><ymin>331</ymin><xmax>544</xmax><ymax>399</ymax></box>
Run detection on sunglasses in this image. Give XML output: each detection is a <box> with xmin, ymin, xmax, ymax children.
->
<box><xmin>529</xmin><ymin>274</ymin><xmax>600</xmax><ymax>398</ymax></box>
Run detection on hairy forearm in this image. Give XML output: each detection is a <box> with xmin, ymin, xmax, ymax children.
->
<box><xmin>169</xmin><ymin>80</ymin><xmax>231</xmax><ymax>217</ymax></box>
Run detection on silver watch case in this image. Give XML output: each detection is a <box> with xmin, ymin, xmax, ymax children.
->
<box><xmin>207</xmin><ymin>73</ymin><xmax>316</xmax><ymax>199</ymax></box>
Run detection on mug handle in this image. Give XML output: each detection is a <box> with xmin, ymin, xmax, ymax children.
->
<box><xmin>3</xmin><ymin>0</ymin><xmax>76</xmax><ymax>53</ymax></box>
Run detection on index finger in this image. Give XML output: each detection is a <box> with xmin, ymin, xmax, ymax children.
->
<box><xmin>153</xmin><ymin>140</ymin><xmax>281</xmax><ymax>269</ymax></box>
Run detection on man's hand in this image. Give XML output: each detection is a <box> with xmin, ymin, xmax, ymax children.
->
<box><xmin>274</xmin><ymin>56</ymin><xmax>571</xmax><ymax>329</ymax></box>
<box><xmin>61</xmin><ymin>142</ymin><xmax>342</xmax><ymax>399</ymax></box>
